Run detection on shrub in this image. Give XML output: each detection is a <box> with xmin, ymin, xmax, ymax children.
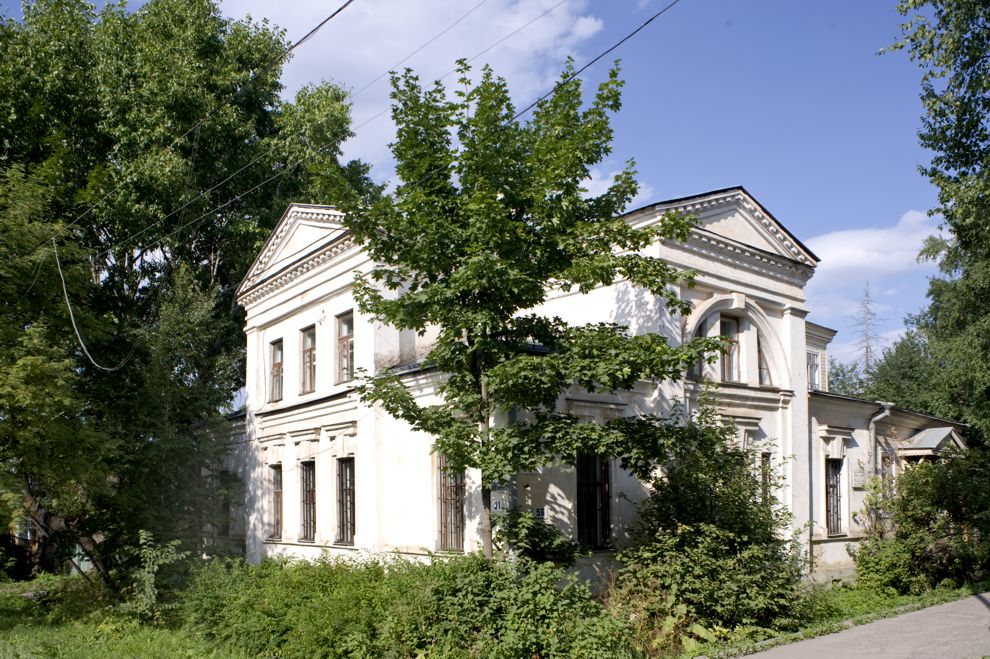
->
<box><xmin>854</xmin><ymin>449</ymin><xmax>990</xmax><ymax>593</ymax></box>
<box><xmin>609</xmin><ymin>403</ymin><xmax>805</xmax><ymax>652</ymax></box>
<box><xmin>492</xmin><ymin>508</ymin><xmax>583</xmax><ymax>566</ymax></box>
<box><xmin>182</xmin><ymin>553</ymin><xmax>631</xmax><ymax>658</ymax></box>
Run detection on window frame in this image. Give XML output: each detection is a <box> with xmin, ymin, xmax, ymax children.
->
<box><xmin>336</xmin><ymin>457</ymin><xmax>356</xmax><ymax>545</ymax></box>
<box><xmin>720</xmin><ymin>316</ymin><xmax>740</xmax><ymax>383</ymax></box>
<box><xmin>269</xmin><ymin>339</ymin><xmax>284</xmax><ymax>402</ymax></box>
<box><xmin>807</xmin><ymin>350</ymin><xmax>821</xmax><ymax>391</ymax></box>
<box><xmin>576</xmin><ymin>453</ymin><xmax>611</xmax><ymax>550</ymax></box>
<box><xmin>437</xmin><ymin>455</ymin><xmax>465</xmax><ymax>552</ymax></box>
<box><xmin>270</xmin><ymin>464</ymin><xmax>283</xmax><ymax>540</ymax></box>
<box><xmin>299</xmin><ymin>461</ymin><xmax>316</xmax><ymax>542</ymax></box>
<box><xmin>336</xmin><ymin>311</ymin><xmax>355</xmax><ymax>384</ymax></box>
<box><xmin>825</xmin><ymin>458</ymin><xmax>843</xmax><ymax>536</ymax></box>
<box><xmin>300</xmin><ymin>326</ymin><xmax>316</xmax><ymax>394</ymax></box>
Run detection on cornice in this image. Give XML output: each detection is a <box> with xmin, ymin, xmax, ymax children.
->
<box><xmin>237</xmin><ymin>204</ymin><xmax>345</xmax><ymax>297</ymax></box>
<box><xmin>238</xmin><ymin>235</ymin><xmax>357</xmax><ymax>307</ymax></box>
<box><xmin>677</xmin><ymin>229</ymin><xmax>815</xmax><ymax>285</ymax></box>
<box><xmin>656</xmin><ymin>190</ymin><xmax>816</xmax><ymax>267</ymax></box>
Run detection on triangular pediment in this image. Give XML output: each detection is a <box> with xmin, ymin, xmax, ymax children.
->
<box><xmin>643</xmin><ymin>187</ymin><xmax>819</xmax><ymax>267</ymax></box>
<box><xmin>237</xmin><ymin>203</ymin><xmax>347</xmax><ymax>297</ymax></box>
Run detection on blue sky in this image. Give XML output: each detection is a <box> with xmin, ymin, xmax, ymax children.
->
<box><xmin>1</xmin><ymin>0</ymin><xmax>941</xmax><ymax>362</ymax></box>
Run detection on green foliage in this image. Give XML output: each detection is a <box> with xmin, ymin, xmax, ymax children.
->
<box><xmin>492</xmin><ymin>509</ymin><xmax>583</xmax><ymax>566</ymax></box>
<box><xmin>0</xmin><ymin>0</ymin><xmax>376</xmax><ymax>577</ymax></box>
<box><xmin>890</xmin><ymin>0</ymin><xmax>990</xmax><ymax>440</ymax></box>
<box><xmin>855</xmin><ymin>449</ymin><xmax>990</xmax><ymax>593</ymax></box>
<box><xmin>828</xmin><ymin>357</ymin><xmax>866</xmax><ymax>397</ymax></box>
<box><xmin>611</xmin><ymin>406</ymin><xmax>804</xmax><ymax>651</ymax></box>
<box><xmin>346</xmin><ymin>59</ymin><xmax>721</xmax><ymax>554</ymax></box>
<box><xmin>182</xmin><ymin>554</ymin><xmax>631</xmax><ymax>658</ymax></box>
<box><xmin>865</xmin><ymin>330</ymin><xmax>941</xmax><ymax>414</ymax></box>
<box><xmin>118</xmin><ymin>530</ymin><xmax>190</xmax><ymax>625</ymax></box>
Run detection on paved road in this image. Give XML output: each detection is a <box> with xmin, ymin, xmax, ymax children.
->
<box><xmin>747</xmin><ymin>592</ymin><xmax>990</xmax><ymax>658</ymax></box>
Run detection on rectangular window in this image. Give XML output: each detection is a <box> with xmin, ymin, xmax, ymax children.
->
<box><xmin>337</xmin><ymin>312</ymin><xmax>354</xmax><ymax>383</ymax></box>
<box><xmin>336</xmin><ymin>457</ymin><xmax>355</xmax><ymax>545</ymax></box>
<box><xmin>270</xmin><ymin>340</ymin><xmax>284</xmax><ymax>402</ymax></box>
<box><xmin>270</xmin><ymin>465</ymin><xmax>283</xmax><ymax>539</ymax></box>
<box><xmin>720</xmin><ymin>317</ymin><xmax>739</xmax><ymax>382</ymax></box>
<box><xmin>438</xmin><ymin>455</ymin><xmax>465</xmax><ymax>552</ymax></box>
<box><xmin>301</xmin><ymin>326</ymin><xmax>316</xmax><ymax>393</ymax></box>
<box><xmin>576</xmin><ymin>454</ymin><xmax>610</xmax><ymax>549</ymax></box>
<box><xmin>807</xmin><ymin>351</ymin><xmax>821</xmax><ymax>391</ymax></box>
<box><xmin>300</xmin><ymin>461</ymin><xmax>315</xmax><ymax>542</ymax></box>
<box><xmin>826</xmin><ymin>458</ymin><xmax>843</xmax><ymax>536</ymax></box>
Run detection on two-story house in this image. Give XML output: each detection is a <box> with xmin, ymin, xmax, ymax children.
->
<box><xmin>232</xmin><ymin>186</ymin><xmax>965</xmax><ymax>577</ymax></box>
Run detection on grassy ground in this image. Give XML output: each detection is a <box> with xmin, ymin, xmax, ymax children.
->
<box><xmin>0</xmin><ymin>577</ymin><xmax>240</xmax><ymax>659</ymax></box>
<box><xmin>1</xmin><ymin>572</ymin><xmax>986</xmax><ymax>658</ymax></box>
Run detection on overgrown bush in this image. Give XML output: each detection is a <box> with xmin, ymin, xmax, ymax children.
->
<box><xmin>609</xmin><ymin>405</ymin><xmax>805</xmax><ymax>653</ymax></box>
<box><xmin>118</xmin><ymin>530</ymin><xmax>190</xmax><ymax>625</ymax></box>
<box><xmin>182</xmin><ymin>553</ymin><xmax>631</xmax><ymax>658</ymax></box>
<box><xmin>855</xmin><ymin>448</ymin><xmax>990</xmax><ymax>593</ymax></box>
<box><xmin>492</xmin><ymin>509</ymin><xmax>583</xmax><ymax>566</ymax></box>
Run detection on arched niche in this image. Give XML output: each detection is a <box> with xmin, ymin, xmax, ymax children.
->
<box><xmin>684</xmin><ymin>293</ymin><xmax>790</xmax><ymax>389</ymax></box>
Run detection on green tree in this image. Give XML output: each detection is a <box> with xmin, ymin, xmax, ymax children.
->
<box><xmin>346</xmin><ymin>61</ymin><xmax>719</xmax><ymax>557</ymax></box>
<box><xmin>0</xmin><ymin>0</ymin><xmax>376</xmax><ymax>578</ymax></box>
<box><xmin>827</xmin><ymin>357</ymin><xmax>866</xmax><ymax>397</ymax></box>
<box><xmin>866</xmin><ymin>330</ymin><xmax>941</xmax><ymax>413</ymax></box>
<box><xmin>894</xmin><ymin>0</ymin><xmax>990</xmax><ymax>439</ymax></box>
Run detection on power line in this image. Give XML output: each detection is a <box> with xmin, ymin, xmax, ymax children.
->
<box><xmin>289</xmin><ymin>0</ymin><xmax>357</xmax><ymax>51</ymax></box>
<box><xmin>208</xmin><ymin>0</ymin><xmax>684</xmax><ymax>272</ymax></box>
<box><xmin>39</xmin><ymin>0</ymin><xmax>359</xmax><ymax>252</ymax></box>
<box><xmin>350</xmin><ymin>0</ymin><xmax>491</xmax><ymax>98</ymax></box>
<box><xmin>86</xmin><ymin>0</ymin><xmax>564</xmax><ymax>264</ymax></box>
<box><xmin>53</xmin><ymin>239</ymin><xmax>139</xmax><ymax>372</ymax></box>
<box><xmin>511</xmin><ymin>0</ymin><xmax>684</xmax><ymax>122</ymax></box>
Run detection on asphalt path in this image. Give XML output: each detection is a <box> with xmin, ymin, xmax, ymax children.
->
<box><xmin>747</xmin><ymin>592</ymin><xmax>990</xmax><ymax>658</ymax></box>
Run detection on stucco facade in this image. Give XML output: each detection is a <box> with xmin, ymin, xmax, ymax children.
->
<box><xmin>232</xmin><ymin>187</ymin><xmax>964</xmax><ymax>576</ymax></box>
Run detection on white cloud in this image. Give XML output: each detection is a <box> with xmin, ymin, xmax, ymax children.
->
<box><xmin>221</xmin><ymin>0</ymin><xmax>605</xmax><ymax>177</ymax></box>
<box><xmin>584</xmin><ymin>164</ymin><xmax>654</xmax><ymax>208</ymax></box>
<box><xmin>829</xmin><ymin>327</ymin><xmax>905</xmax><ymax>364</ymax></box>
<box><xmin>805</xmin><ymin>210</ymin><xmax>939</xmax><ymax>287</ymax></box>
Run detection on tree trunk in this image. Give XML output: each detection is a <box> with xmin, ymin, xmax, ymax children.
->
<box><xmin>478</xmin><ymin>367</ymin><xmax>493</xmax><ymax>559</ymax></box>
<box><xmin>480</xmin><ymin>485</ymin><xmax>493</xmax><ymax>559</ymax></box>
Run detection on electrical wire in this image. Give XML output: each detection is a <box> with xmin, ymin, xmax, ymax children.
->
<box><xmin>52</xmin><ymin>239</ymin><xmax>139</xmax><ymax>372</ymax></box>
<box><xmin>85</xmin><ymin>0</ymin><xmax>568</xmax><ymax>264</ymax></box>
<box><xmin>511</xmin><ymin>0</ymin><xmax>683</xmax><ymax>122</ymax></box>
<box><xmin>289</xmin><ymin>0</ymin><xmax>357</xmax><ymax>51</ymax></box>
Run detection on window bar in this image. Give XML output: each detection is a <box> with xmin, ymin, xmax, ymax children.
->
<box><xmin>337</xmin><ymin>458</ymin><xmax>355</xmax><ymax>544</ymax></box>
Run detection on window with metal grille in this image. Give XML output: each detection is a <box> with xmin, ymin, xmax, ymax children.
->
<box><xmin>337</xmin><ymin>312</ymin><xmax>354</xmax><ymax>383</ymax></box>
<box><xmin>270</xmin><ymin>465</ymin><xmax>283</xmax><ymax>539</ymax></box>
<box><xmin>576</xmin><ymin>454</ymin><xmax>610</xmax><ymax>549</ymax></box>
<box><xmin>301</xmin><ymin>326</ymin><xmax>316</xmax><ymax>393</ymax></box>
<box><xmin>336</xmin><ymin>457</ymin><xmax>355</xmax><ymax>545</ymax></box>
<box><xmin>270</xmin><ymin>339</ymin><xmax>284</xmax><ymax>401</ymax></box>
<box><xmin>826</xmin><ymin>458</ymin><xmax>842</xmax><ymax>536</ymax></box>
<box><xmin>300</xmin><ymin>461</ymin><xmax>315</xmax><ymax>542</ymax></box>
<box><xmin>438</xmin><ymin>455</ymin><xmax>464</xmax><ymax>552</ymax></box>
<box><xmin>807</xmin><ymin>351</ymin><xmax>821</xmax><ymax>391</ymax></box>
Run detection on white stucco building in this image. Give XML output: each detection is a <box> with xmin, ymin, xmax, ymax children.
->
<box><xmin>232</xmin><ymin>186</ymin><xmax>965</xmax><ymax>577</ymax></box>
